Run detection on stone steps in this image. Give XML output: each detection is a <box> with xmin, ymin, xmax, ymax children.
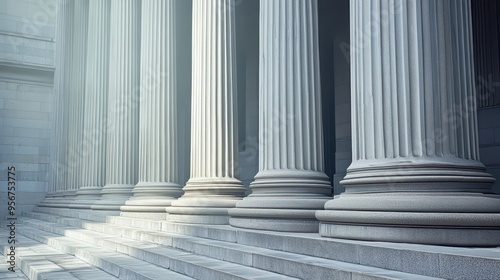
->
<box><xmin>11</xmin><ymin>224</ymin><xmax>198</xmax><ymax>280</ymax></box>
<box><xmin>20</xmin><ymin>211</ymin><xmax>444</xmax><ymax>280</ymax></box>
<box><xmin>0</xmin><ymin>228</ymin><xmax>117</xmax><ymax>280</ymax></box>
<box><xmin>30</xmin><ymin>207</ymin><xmax>500</xmax><ymax>280</ymax></box>
<box><xmin>16</xmin><ymin>218</ymin><xmax>301</xmax><ymax>280</ymax></box>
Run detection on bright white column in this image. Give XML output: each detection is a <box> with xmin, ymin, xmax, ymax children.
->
<box><xmin>92</xmin><ymin>0</ymin><xmax>141</xmax><ymax>211</ymax></box>
<box><xmin>41</xmin><ymin>0</ymin><xmax>74</xmax><ymax>207</ymax></box>
<box><xmin>120</xmin><ymin>0</ymin><xmax>183</xmax><ymax>218</ymax></box>
<box><xmin>229</xmin><ymin>0</ymin><xmax>331</xmax><ymax>232</ymax></box>
<box><xmin>71</xmin><ymin>0</ymin><xmax>111</xmax><ymax>209</ymax></box>
<box><xmin>316</xmin><ymin>0</ymin><xmax>500</xmax><ymax>246</ymax></box>
<box><xmin>166</xmin><ymin>0</ymin><xmax>246</xmax><ymax>224</ymax></box>
<box><xmin>52</xmin><ymin>0</ymin><xmax>88</xmax><ymax>207</ymax></box>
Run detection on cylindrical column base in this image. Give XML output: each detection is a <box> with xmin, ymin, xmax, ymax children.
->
<box><xmin>229</xmin><ymin>170</ymin><xmax>331</xmax><ymax>232</ymax></box>
<box><xmin>38</xmin><ymin>191</ymin><xmax>66</xmax><ymax>207</ymax></box>
<box><xmin>317</xmin><ymin>192</ymin><xmax>500</xmax><ymax>246</ymax></box>
<box><xmin>166</xmin><ymin>178</ymin><xmax>245</xmax><ymax>224</ymax></box>
<box><xmin>120</xmin><ymin>182</ymin><xmax>182</xmax><ymax>219</ymax></box>
<box><xmin>68</xmin><ymin>186</ymin><xmax>102</xmax><ymax>209</ymax></box>
<box><xmin>91</xmin><ymin>184</ymin><xmax>134</xmax><ymax>211</ymax></box>
<box><xmin>47</xmin><ymin>190</ymin><xmax>77</xmax><ymax>208</ymax></box>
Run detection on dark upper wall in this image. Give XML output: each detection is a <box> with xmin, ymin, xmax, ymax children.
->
<box><xmin>472</xmin><ymin>0</ymin><xmax>500</xmax><ymax>193</ymax></box>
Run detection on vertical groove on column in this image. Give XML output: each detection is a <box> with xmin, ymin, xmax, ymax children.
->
<box><xmin>257</xmin><ymin>0</ymin><xmax>326</xmax><ymax>172</ymax></box>
<box><xmin>65</xmin><ymin>0</ymin><xmax>88</xmax><ymax>195</ymax></box>
<box><xmin>229</xmin><ymin>0</ymin><xmax>331</xmax><ymax>233</ymax></box>
<box><xmin>351</xmin><ymin>0</ymin><xmax>359</xmax><ymax>161</ymax></box>
<box><xmin>43</xmin><ymin>0</ymin><xmax>74</xmax><ymax>206</ymax></box>
<box><xmin>349</xmin><ymin>0</ymin><xmax>483</xmax><ymax>166</ymax></box>
<box><xmin>167</xmin><ymin>0</ymin><xmax>246</xmax><ymax>225</ymax></box>
<box><xmin>92</xmin><ymin>0</ymin><xmax>141</xmax><ymax>211</ymax></box>
<box><xmin>59</xmin><ymin>1</ymin><xmax>74</xmax><ymax>194</ymax></box>
<box><xmin>188</xmin><ymin>0</ymin><xmax>240</xmax><ymax>179</ymax></box>
<box><xmin>121</xmin><ymin>0</ymin><xmax>183</xmax><ymax>217</ymax></box>
<box><xmin>70</xmin><ymin>0</ymin><xmax>111</xmax><ymax>209</ymax></box>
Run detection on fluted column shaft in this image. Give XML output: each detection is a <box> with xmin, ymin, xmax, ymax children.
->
<box><xmin>121</xmin><ymin>0</ymin><xmax>183</xmax><ymax>218</ymax></box>
<box><xmin>66</xmin><ymin>0</ymin><xmax>88</xmax><ymax>190</ymax></box>
<box><xmin>41</xmin><ymin>0</ymin><xmax>74</xmax><ymax>206</ymax></box>
<box><xmin>316</xmin><ymin>0</ymin><xmax>500</xmax><ymax>246</ymax></box>
<box><xmin>92</xmin><ymin>0</ymin><xmax>141</xmax><ymax>211</ymax></box>
<box><xmin>50</xmin><ymin>0</ymin><xmax>88</xmax><ymax>207</ymax></box>
<box><xmin>229</xmin><ymin>0</ymin><xmax>331</xmax><ymax>232</ymax></box>
<box><xmin>53</xmin><ymin>0</ymin><xmax>73</xmax><ymax>193</ymax></box>
<box><xmin>71</xmin><ymin>0</ymin><xmax>111</xmax><ymax>209</ymax></box>
<box><xmin>166</xmin><ymin>0</ymin><xmax>246</xmax><ymax>224</ymax></box>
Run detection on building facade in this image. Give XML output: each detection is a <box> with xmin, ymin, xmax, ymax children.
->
<box><xmin>37</xmin><ymin>0</ymin><xmax>500</xmax><ymax>244</ymax></box>
<box><xmin>0</xmin><ymin>0</ymin><xmax>56</xmax><ymax>220</ymax></box>
<box><xmin>2</xmin><ymin>0</ymin><xmax>500</xmax><ymax>278</ymax></box>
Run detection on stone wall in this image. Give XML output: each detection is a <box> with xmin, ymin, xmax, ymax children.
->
<box><xmin>0</xmin><ymin>0</ymin><xmax>55</xmax><ymax>220</ymax></box>
<box><xmin>329</xmin><ymin>0</ymin><xmax>350</xmax><ymax>195</ymax></box>
<box><xmin>236</xmin><ymin>0</ymin><xmax>259</xmax><ymax>191</ymax></box>
<box><xmin>472</xmin><ymin>0</ymin><xmax>500</xmax><ymax>194</ymax></box>
<box><xmin>478</xmin><ymin>108</ymin><xmax>500</xmax><ymax>193</ymax></box>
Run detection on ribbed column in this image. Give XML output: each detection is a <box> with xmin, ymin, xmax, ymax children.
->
<box><xmin>53</xmin><ymin>0</ymin><xmax>88</xmax><ymax>207</ymax></box>
<box><xmin>228</xmin><ymin>0</ymin><xmax>331</xmax><ymax>232</ymax></box>
<box><xmin>166</xmin><ymin>0</ymin><xmax>246</xmax><ymax>224</ymax></box>
<box><xmin>70</xmin><ymin>0</ymin><xmax>111</xmax><ymax>209</ymax></box>
<box><xmin>120</xmin><ymin>0</ymin><xmax>182</xmax><ymax>219</ymax></box>
<box><xmin>40</xmin><ymin>0</ymin><xmax>74</xmax><ymax>207</ymax></box>
<box><xmin>92</xmin><ymin>0</ymin><xmax>141</xmax><ymax>211</ymax></box>
<box><xmin>316</xmin><ymin>0</ymin><xmax>500</xmax><ymax>246</ymax></box>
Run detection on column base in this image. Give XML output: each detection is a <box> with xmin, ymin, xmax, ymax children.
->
<box><xmin>119</xmin><ymin>212</ymin><xmax>168</xmax><ymax>219</ymax></box>
<box><xmin>120</xmin><ymin>198</ymin><xmax>174</xmax><ymax>219</ymax></box>
<box><xmin>68</xmin><ymin>186</ymin><xmax>102</xmax><ymax>209</ymax></box>
<box><xmin>229</xmin><ymin>170</ymin><xmax>332</xmax><ymax>232</ymax></box>
<box><xmin>119</xmin><ymin>182</ymin><xmax>182</xmax><ymax>217</ymax></box>
<box><xmin>229</xmin><ymin>198</ymin><xmax>329</xmax><ymax>232</ymax></box>
<box><xmin>38</xmin><ymin>191</ymin><xmax>65</xmax><ymax>207</ymax></box>
<box><xmin>166</xmin><ymin>178</ymin><xmax>246</xmax><ymax>225</ymax></box>
<box><xmin>229</xmin><ymin>211</ymin><xmax>322</xmax><ymax>232</ymax></box>
<box><xmin>91</xmin><ymin>184</ymin><xmax>134</xmax><ymax>211</ymax></box>
<box><xmin>167</xmin><ymin>198</ymin><xmax>241</xmax><ymax>224</ymax></box>
<box><xmin>41</xmin><ymin>190</ymin><xmax>77</xmax><ymax>208</ymax></box>
<box><xmin>316</xmin><ymin>192</ymin><xmax>500</xmax><ymax>246</ymax></box>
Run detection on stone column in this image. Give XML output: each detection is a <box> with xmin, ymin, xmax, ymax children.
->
<box><xmin>316</xmin><ymin>0</ymin><xmax>500</xmax><ymax>246</ymax></box>
<box><xmin>53</xmin><ymin>0</ymin><xmax>88</xmax><ymax>207</ymax></box>
<box><xmin>92</xmin><ymin>0</ymin><xmax>141</xmax><ymax>211</ymax></box>
<box><xmin>71</xmin><ymin>0</ymin><xmax>111</xmax><ymax>209</ymax></box>
<box><xmin>166</xmin><ymin>0</ymin><xmax>246</xmax><ymax>224</ymax></box>
<box><xmin>40</xmin><ymin>0</ymin><xmax>74</xmax><ymax>207</ymax></box>
<box><xmin>228</xmin><ymin>0</ymin><xmax>332</xmax><ymax>232</ymax></box>
<box><xmin>120</xmin><ymin>0</ymin><xmax>183</xmax><ymax>218</ymax></box>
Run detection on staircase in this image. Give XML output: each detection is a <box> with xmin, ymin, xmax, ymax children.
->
<box><xmin>2</xmin><ymin>207</ymin><xmax>499</xmax><ymax>279</ymax></box>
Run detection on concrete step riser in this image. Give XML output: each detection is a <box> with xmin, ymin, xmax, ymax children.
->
<box><xmin>1</xmin><ymin>230</ymin><xmax>119</xmax><ymax>280</ymax></box>
<box><xmin>20</xmin><ymin>217</ymin><xmax>442</xmax><ymax>280</ymax></box>
<box><xmin>17</xmin><ymin>222</ymin><xmax>299</xmax><ymax>280</ymax></box>
<box><xmin>19</xmin><ymin>220</ymin><xmax>303</xmax><ymax>280</ymax></box>
<box><xmin>22</xmin><ymin>222</ymin><xmax>344</xmax><ymax>279</ymax></box>
<box><xmin>25</xmin><ymin>209</ymin><xmax>500</xmax><ymax>280</ymax></box>
<box><xmin>25</xmin><ymin>214</ymin><xmax>253</xmax><ymax>263</ymax></box>
<box><xmin>14</xmin><ymin>227</ymin><xmax>193</xmax><ymax>280</ymax></box>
